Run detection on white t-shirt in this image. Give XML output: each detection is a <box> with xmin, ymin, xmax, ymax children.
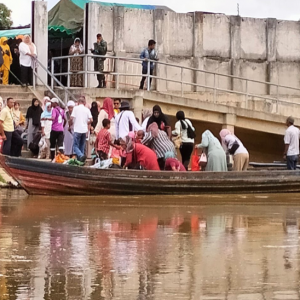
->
<box><xmin>172</xmin><ymin>119</ymin><xmax>195</xmax><ymax>143</ymax></box>
<box><xmin>225</xmin><ymin>134</ymin><xmax>248</xmax><ymax>155</ymax></box>
<box><xmin>71</xmin><ymin>104</ymin><xmax>92</xmax><ymax>134</ymax></box>
<box><xmin>19</xmin><ymin>42</ymin><xmax>37</xmax><ymax>67</ymax></box>
<box><xmin>284</xmin><ymin>125</ymin><xmax>300</xmax><ymax>156</ymax></box>
<box><xmin>115</xmin><ymin>110</ymin><xmax>142</xmax><ymax>139</ymax></box>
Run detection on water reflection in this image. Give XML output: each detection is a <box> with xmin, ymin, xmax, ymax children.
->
<box><xmin>1</xmin><ymin>190</ymin><xmax>300</xmax><ymax>299</ymax></box>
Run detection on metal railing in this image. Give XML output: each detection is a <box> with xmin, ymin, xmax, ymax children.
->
<box><xmin>50</xmin><ymin>54</ymin><xmax>300</xmax><ymax>113</ymax></box>
<box><xmin>33</xmin><ymin>57</ymin><xmax>77</xmax><ymax>106</ymax></box>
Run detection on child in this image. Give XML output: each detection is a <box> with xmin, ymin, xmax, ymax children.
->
<box><xmin>164</xmin><ymin>151</ymin><xmax>186</xmax><ymax>172</ymax></box>
<box><xmin>96</xmin><ymin>119</ymin><xmax>120</xmax><ymax>160</ymax></box>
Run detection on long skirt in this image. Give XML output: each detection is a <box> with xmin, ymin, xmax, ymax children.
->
<box><xmin>206</xmin><ymin>148</ymin><xmax>228</xmax><ymax>172</ymax></box>
<box><xmin>64</xmin><ymin>128</ymin><xmax>74</xmax><ymax>156</ymax></box>
<box><xmin>27</xmin><ymin>118</ymin><xmax>39</xmax><ymax>148</ymax></box>
<box><xmin>70</xmin><ymin>57</ymin><xmax>84</xmax><ymax>87</ymax></box>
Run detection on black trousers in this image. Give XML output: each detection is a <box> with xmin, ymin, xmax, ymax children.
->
<box><xmin>2</xmin><ymin>131</ymin><xmax>23</xmax><ymax>157</ymax></box>
<box><xmin>50</xmin><ymin>130</ymin><xmax>64</xmax><ymax>160</ymax></box>
<box><xmin>20</xmin><ymin>65</ymin><xmax>33</xmax><ymax>85</ymax></box>
<box><xmin>139</xmin><ymin>67</ymin><xmax>153</xmax><ymax>89</ymax></box>
<box><xmin>180</xmin><ymin>143</ymin><xmax>194</xmax><ymax>171</ymax></box>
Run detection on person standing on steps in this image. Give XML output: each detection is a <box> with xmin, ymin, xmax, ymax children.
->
<box><xmin>90</xmin><ymin>34</ymin><xmax>107</xmax><ymax>88</ymax></box>
<box><xmin>0</xmin><ymin>37</ymin><xmax>12</xmax><ymax>85</ymax></box>
<box><xmin>283</xmin><ymin>116</ymin><xmax>300</xmax><ymax>170</ymax></box>
<box><xmin>71</xmin><ymin>96</ymin><xmax>93</xmax><ymax>162</ymax></box>
<box><xmin>139</xmin><ymin>40</ymin><xmax>158</xmax><ymax>90</ymax></box>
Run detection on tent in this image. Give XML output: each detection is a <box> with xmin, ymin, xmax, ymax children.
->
<box><xmin>0</xmin><ymin>28</ymin><xmax>30</xmax><ymax>39</ymax></box>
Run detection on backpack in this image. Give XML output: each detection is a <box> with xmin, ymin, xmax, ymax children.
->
<box><xmin>183</xmin><ymin>120</ymin><xmax>196</xmax><ymax>139</ymax></box>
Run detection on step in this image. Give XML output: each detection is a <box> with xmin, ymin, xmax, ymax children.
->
<box><xmin>0</xmin><ymin>84</ymin><xmax>29</xmax><ymax>93</ymax></box>
<box><xmin>0</xmin><ymin>92</ymin><xmax>35</xmax><ymax>100</ymax></box>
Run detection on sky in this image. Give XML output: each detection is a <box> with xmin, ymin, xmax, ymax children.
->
<box><xmin>3</xmin><ymin>0</ymin><xmax>300</xmax><ymax>26</ymax></box>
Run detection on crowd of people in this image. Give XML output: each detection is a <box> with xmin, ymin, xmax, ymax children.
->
<box><xmin>0</xmin><ymin>95</ymin><xmax>253</xmax><ymax>172</ymax></box>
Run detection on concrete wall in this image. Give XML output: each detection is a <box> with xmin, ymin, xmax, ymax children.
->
<box><xmin>83</xmin><ymin>5</ymin><xmax>300</xmax><ymax>96</ymax></box>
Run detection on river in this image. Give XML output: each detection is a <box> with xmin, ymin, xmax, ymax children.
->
<box><xmin>1</xmin><ymin>190</ymin><xmax>300</xmax><ymax>299</ymax></box>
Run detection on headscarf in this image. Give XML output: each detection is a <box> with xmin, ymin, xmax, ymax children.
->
<box><xmin>165</xmin><ymin>151</ymin><xmax>176</xmax><ymax>159</ymax></box>
<box><xmin>126</xmin><ymin>136</ymin><xmax>135</xmax><ymax>153</ymax></box>
<box><xmin>198</xmin><ymin>130</ymin><xmax>223</xmax><ymax>150</ymax></box>
<box><xmin>42</xmin><ymin>96</ymin><xmax>51</xmax><ymax>110</ymax></box>
<box><xmin>41</xmin><ymin>102</ymin><xmax>52</xmax><ymax>119</ymax></box>
<box><xmin>26</xmin><ymin>98</ymin><xmax>43</xmax><ymax>126</ymax></box>
<box><xmin>143</xmin><ymin>108</ymin><xmax>152</xmax><ymax>120</ymax></box>
<box><xmin>13</xmin><ymin>102</ymin><xmax>21</xmax><ymax>118</ymax></box>
<box><xmin>146</xmin><ymin>105</ymin><xmax>169</xmax><ymax>130</ymax></box>
<box><xmin>91</xmin><ymin>101</ymin><xmax>99</xmax><ymax>127</ymax></box>
<box><xmin>0</xmin><ymin>37</ymin><xmax>12</xmax><ymax>64</ymax></box>
<box><xmin>101</xmin><ymin>98</ymin><xmax>114</xmax><ymax>120</ymax></box>
<box><xmin>147</xmin><ymin>122</ymin><xmax>159</xmax><ymax>138</ymax></box>
<box><xmin>219</xmin><ymin>129</ymin><xmax>232</xmax><ymax>149</ymax></box>
<box><xmin>67</xmin><ymin>100</ymin><xmax>75</xmax><ymax>107</ymax></box>
<box><xmin>176</xmin><ymin>111</ymin><xmax>188</xmax><ymax>129</ymax></box>
<box><xmin>23</xmin><ymin>35</ymin><xmax>35</xmax><ymax>55</ymax></box>
<box><xmin>70</xmin><ymin>38</ymin><xmax>84</xmax><ymax>55</ymax></box>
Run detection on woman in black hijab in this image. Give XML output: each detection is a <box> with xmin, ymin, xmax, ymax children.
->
<box><xmin>90</xmin><ymin>101</ymin><xmax>99</xmax><ymax>129</ymax></box>
<box><xmin>9</xmin><ymin>41</ymin><xmax>22</xmax><ymax>84</ymax></box>
<box><xmin>26</xmin><ymin>98</ymin><xmax>43</xmax><ymax>148</ymax></box>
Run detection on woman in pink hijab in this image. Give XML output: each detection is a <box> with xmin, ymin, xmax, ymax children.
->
<box><xmin>219</xmin><ymin>129</ymin><xmax>249</xmax><ymax>171</ymax></box>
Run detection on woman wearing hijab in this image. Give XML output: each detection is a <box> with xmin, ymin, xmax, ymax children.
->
<box><xmin>95</xmin><ymin>98</ymin><xmax>115</xmax><ymax>140</ymax></box>
<box><xmin>120</xmin><ymin>136</ymin><xmax>160</xmax><ymax>171</ymax></box>
<box><xmin>172</xmin><ymin>111</ymin><xmax>195</xmax><ymax>170</ymax></box>
<box><xmin>146</xmin><ymin>105</ymin><xmax>170</xmax><ymax>137</ymax></box>
<box><xmin>40</xmin><ymin>102</ymin><xmax>53</xmax><ymax>159</ymax></box>
<box><xmin>10</xmin><ymin>41</ymin><xmax>21</xmax><ymax>85</ymax></box>
<box><xmin>90</xmin><ymin>101</ymin><xmax>99</xmax><ymax>129</ymax></box>
<box><xmin>26</xmin><ymin>98</ymin><xmax>43</xmax><ymax>148</ymax></box>
<box><xmin>64</xmin><ymin>101</ymin><xmax>76</xmax><ymax>156</ymax></box>
<box><xmin>195</xmin><ymin>130</ymin><xmax>227</xmax><ymax>172</ymax></box>
<box><xmin>0</xmin><ymin>37</ymin><xmax>12</xmax><ymax>85</ymax></box>
<box><xmin>19</xmin><ymin>35</ymin><xmax>37</xmax><ymax>86</ymax></box>
<box><xmin>219</xmin><ymin>129</ymin><xmax>249</xmax><ymax>171</ymax></box>
<box><xmin>42</xmin><ymin>96</ymin><xmax>51</xmax><ymax>110</ymax></box>
<box><xmin>69</xmin><ymin>38</ymin><xmax>84</xmax><ymax>87</ymax></box>
<box><xmin>13</xmin><ymin>102</ymin><xmax>26</xmax><ymax>133</ymax></box>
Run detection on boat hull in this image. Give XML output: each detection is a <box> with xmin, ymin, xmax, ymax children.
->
<box><xmin>1</xmin><ymin>155</ymin><xmax>300</xmax><ymax>195</ymax></box>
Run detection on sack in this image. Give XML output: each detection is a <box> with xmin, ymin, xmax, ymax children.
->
<box><xmin>191</xmin><ymin>149</ymin><xmax>200</xmax><ymax>171</ymax></box>
<box><xmin>199</xmin><ymin>153</ymin><xmax>207</xmax><ymax>170</ymax></box>
<box><xmin>29</xmin><ymin>132</ymin><xmax>42</xmax><ymax>155</ymax></box>
<box><xmin>172</xmin><ymin>135</ymin><xmax>182</xmax><ymax>149</ymax></box>
<box><xmin>228</xmin><ymin>140</ymin><xmax>240</xmax><ymax>155</ymax></box>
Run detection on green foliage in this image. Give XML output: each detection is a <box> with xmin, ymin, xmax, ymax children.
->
<box><xmin>0</xmin><ymin>3</ymin><xmax>12</xmax><ymax>29</ymax></box>
<box><xmin>0</xmin><ymin>174</ymin><xmax>5</xmax><ymax>184</ymax></box>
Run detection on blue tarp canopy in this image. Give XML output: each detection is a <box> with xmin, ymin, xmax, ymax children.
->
<box><xmin>0</xmin><ymin>28</ymin><xmax>31</xmax><ymax>39</ymax></box>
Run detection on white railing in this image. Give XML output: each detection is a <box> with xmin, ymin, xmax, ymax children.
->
<box><xmin>50</xmin><ymin>54</ymin><xmax>300</xmax><ymax>112</ymax></box>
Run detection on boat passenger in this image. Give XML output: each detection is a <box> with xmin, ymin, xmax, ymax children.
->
<box><xmin>64</xmin><ymin>100</ymin><xmax>75</xmax><ymax>157</ymax></box>
<box><xmin>283</xmin><ymin>116</ymin><xmax>300</xmax><ymax>170</ymax></box>
<box><xmin>164</xmin><ymin>151</ymin><xmax>186</xmax><ymax>172</ymax></box>
<box><xmin>94</xmin><ymin>98</ymin><xmax>115</xmax><ymax>139</ymax></box>
<box><xmin>120</xmin><ymin>136</ymin><xmax>160</xmax><ymax>170</ymax></box>
<box><xmin>146</xmin><ymin>105</ymin><xmax>171</xmax><ymax>139</ymax></box>
<box><xmin>172</xmin><ymin>111</ymin><xmax>195</xmax><ymax>171</ymax></box>
<box><xmin>195</xmin><ymin>130</ymin><xmax>227</xmax><ymax>172</ymax></box>
<box><xmin>90</xmin><ymin>101</ymin><xmax>99</xmax><ymax>129</ymax></box>
<box><xmin>40</xmin><ymin>102</ymin><xmax>53</xmax><ymax>159</ymax></box>
<box><xmin>219</xmin><ymin>129</ymin><xmax>249</xmax><ymax>171</ymax></box>
<box><xmin>115</xmin><ymin>101</ymin><xmax>142</xmax><ymax>140</ymax></box>
<box><xmin>25</xmin><ymin>98</ymin><xmax>43</xmax><ymax>149</ymax></box>
<box><xmin>140</xmin><ymin>122</ymin><xmax>176</xmax><ymax>170</ymax></box>
<box><xmin>96</xmin><ymin>118</ymin><xmax>120</xmax><ymax>161</ymax></box>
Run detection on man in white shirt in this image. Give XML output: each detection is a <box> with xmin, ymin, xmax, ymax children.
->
<box><xmin>284</xmin><ymin>116</ymin><xmax>300</xmax><ymax>170</ymax></box>
<box><xmin>71</xmin><ymin>96</ymin><xmax>93</xmax><ymax>162</ymax></box>
<box><xmin>115</xmin><ymin>101</ymin><xmax>142</xmax><ymax>140</ymax></box>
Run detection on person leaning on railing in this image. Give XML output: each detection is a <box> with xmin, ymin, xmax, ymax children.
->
<box><xmin>90</xmin><ymin>33</ymin><xmax>107</xmax><ymax>88</ymax></box>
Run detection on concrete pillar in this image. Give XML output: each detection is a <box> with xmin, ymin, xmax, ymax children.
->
<box><xmin>132</xmin><ymin>93</ymin><xmax>144</xmax><ymax>123</ymax></box>
<box><xmin>193</xmin><ymin>12</ymin><xmax>205</xmax><ymax>92</ymax></box>
<box><xmin>154</xmin><ymin>9</ymin><xmax>167</xmax><ymax>92</ymax></box>
<box><xmin>85</xmin><ymin>2</ymin><xmax>100</xmax><ymax>88</ymax></box>
<box><xmin>32</xmin><ymin>1</ymin><xmax>48</xmax><ymax>85</ymax></box>
<box><xmin>222</xmin><ymin>113</ymin><xmax>236</xmax><ymax>133</ymax></box>
<box><xmin>266</xmin><ymin>18</ymin><xmax>277</xmax><ymax>95</ymax></box>
<box><xmin>230</xmin><ymin>16</ymin><xmax>243</xmax><ymax>92</ymax></box>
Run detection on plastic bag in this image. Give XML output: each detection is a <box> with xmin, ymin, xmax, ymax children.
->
<box><xmin>199</xmin><ymin>153</ymin><xmax>207</xmax><ymax>171</ymax></box>
<box><xmin>191</xmin><ymin>149</ymin><xmax>200</xmax><ymax>171</ymax></box>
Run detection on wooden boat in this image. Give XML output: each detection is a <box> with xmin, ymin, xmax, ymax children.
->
<box><xmin>1</xmin><ymin>155</ymin><xmax>300</xmax><ymax>195</ymax></box>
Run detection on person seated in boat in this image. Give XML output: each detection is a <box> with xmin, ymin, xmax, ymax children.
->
<box><xmin>138</xmin><ymin>123</ymin><xmax>176</xmax><ymax>170</ymax></box>
<box><xmin>164</xmin><ymin>151</ymin><xmax>186</xmax><ymax>172</ymax></box>
<box><xmin>120</xmin><ymin>136</ymin><xmax>160</xmax><ymax>170</ymax></box>
<box><xmin>146</xmin><ymin>105</ymin><xmax>171</xmax><ymax>139</ymax></box>
<box><xmin>195</xmin><ymin>130</ymin><xmax>227</xmax><ymax>172</ymax></box>
<box><xmin>283</xmin><ymin>116</ymin><xmax>300</xmax><ymax>170</ymax></box>
<box><xmin>219</xmin><ymin>129</ymin><xmax>249</xmax><ymax>171</ymax></box>
<box><xmin>95</xmin><ymin>118</ymin><xmax>121</xmax><ymax>161</ymax></box>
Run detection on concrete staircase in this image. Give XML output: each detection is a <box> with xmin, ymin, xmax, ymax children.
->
<box><xmin>0</xmin><ymin>85</ymin><xmax>37</xmax><ymax>115</ymax></box>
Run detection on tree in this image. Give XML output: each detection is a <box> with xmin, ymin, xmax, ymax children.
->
<box><xmin>0</xmin><ymin>4</ymin><xmax>12</xmax><ymax>29</ymax></box>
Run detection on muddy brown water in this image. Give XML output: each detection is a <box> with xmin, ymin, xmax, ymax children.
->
<box><xmin>1</xmin><ymin>190</ymin><xmax>300</xmax><ymax>299</ymax></box>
